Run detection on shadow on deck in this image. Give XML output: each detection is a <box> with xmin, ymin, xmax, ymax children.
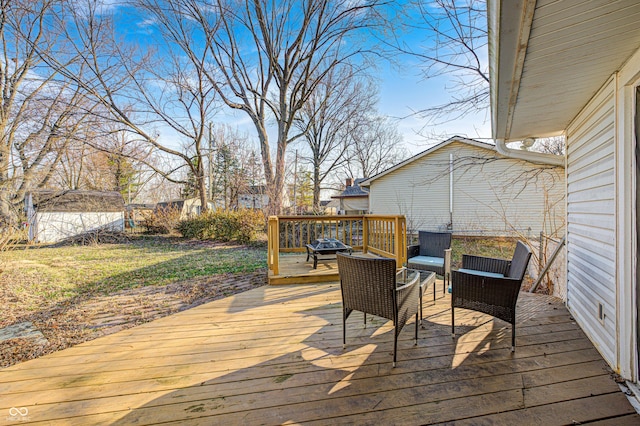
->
<box><xmin>1</xmin><ymin>283</ymin><xmax>638</xmax><ymax>424</ymax></box>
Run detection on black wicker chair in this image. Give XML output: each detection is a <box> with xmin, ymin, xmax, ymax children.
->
<box><xmin>337</xmin><ymin>253</ymin><xmax>421</xmax><ymax>367</ymax></box>
<box><xmin>407</xmin><ymin>231</ymin><xmax>452</xmax><ymax>292</ymax></box>
<box><xmin>451</xmin><ymin>240</ymin><xmax>532</xmax><ymax>351</ymax></box>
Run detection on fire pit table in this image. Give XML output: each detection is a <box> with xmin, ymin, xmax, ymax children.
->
<box><xmin>305</xmin><ymin>238</ymin><xmax>353</xmax><ymax>269</ymax></box>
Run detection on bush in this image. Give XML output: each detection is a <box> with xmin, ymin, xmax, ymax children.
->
<box><xmin>177</xmin><ymin>209</ymin><xmax>265</xmax><ymax>244</ymax></box>
<box><xmin>142</xmin><ymin>206</ymin><xmax>181</xmax><ymax>234</ymax></box>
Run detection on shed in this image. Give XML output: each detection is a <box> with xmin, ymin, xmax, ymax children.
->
<box><xmin>155</xmin><ymin>198</ymin><xmax>214</xmax><ymax>219</ymax></box>
<box><xmin>238</xmin><ymin>185</ymin><xmax>269</xmax><ymax>210</ymax></box>
<box><xmin>489</xmin><ymin>0</ymin><xmax>640</xmax><ymax>387</ymax></box>
<box><xmin>361</xmin><ymin>137</ymin><xmax>565</xmax><ymax>238</ymax></box>
<box><xmin>25</xmin><ymin>190</ymin><xmax>125</xmax><ymax>243</ymax></box>
<box><xmin>332</xmin><ymin>178</ymin><xmax>369</xmax><ymax>215</ymax></box>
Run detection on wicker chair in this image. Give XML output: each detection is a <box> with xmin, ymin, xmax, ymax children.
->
<box><xmin>407</xmin><ymin>231</ymin><xmax>452</xmax><ymax>292</ymax></box>
<box><xmin>451</xmin><ymin>240</ymin><xmax>532</xmax><ymax>351</ymax></box>
<box><xmin>337</xmin><ymin>253</ymin><xmax>421</xmax><ymax>367</ymax></box>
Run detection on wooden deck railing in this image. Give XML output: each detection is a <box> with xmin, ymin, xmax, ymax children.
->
<box><xmin>267</xmin><ymin>215</ymin><xmax>407</xmax><ymax>275</ymax></box>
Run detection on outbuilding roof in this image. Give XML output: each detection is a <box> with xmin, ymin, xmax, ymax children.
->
<box><xmin>28</xmin><ymin>190</ymin><xmax>125</xmax><ymax>213</ymax></box>
<box><xmin>332</xmin><ymin>178</ymin><xmax>370</xmax><ymax>199</ymax></box>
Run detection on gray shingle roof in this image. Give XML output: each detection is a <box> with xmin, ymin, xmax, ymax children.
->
<box><xmin>29</xmin><ymin>190</ymin><xmax>125</xmax><ymax>213</ymax></box>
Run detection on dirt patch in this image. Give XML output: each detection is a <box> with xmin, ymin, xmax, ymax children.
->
<box><xmin>0</xmin><ymin>269</ymin><xmax>267</xmax><ymax>369</ymax></box>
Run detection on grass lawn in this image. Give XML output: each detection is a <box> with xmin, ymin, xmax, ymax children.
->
<box><xmin>0</xmin><ymin>235</ymin><xmax>268</xmax><ymax>367</ymax></box>
<box><xmin>1</xmin><ymin>235</ymin><xmax>267</xmax><ymax>315</ymax></box>
<box><xmin>451</xmin><ymin>236</ymin><xmax>518</xmax><ymax>268</ymax></box>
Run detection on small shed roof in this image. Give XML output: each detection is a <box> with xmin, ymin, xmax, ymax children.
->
<box><xmin>156</xmin><ymin>200</ymin><xmax>186</xmax><ymax>210</ymax></box>
<box><xmin>243</xmin><ymin>185</ymin><xmax>266</xmax><ymax>195</ymax></box>
<box><xmin>28</xmin><ymin>190</ymin><xmax>125</xmax><ymax>213</ymax></box>
<box><xmin>332</xmin><ymin>178</ymin><xmax>370</xmax><ymax>199</ymax></box>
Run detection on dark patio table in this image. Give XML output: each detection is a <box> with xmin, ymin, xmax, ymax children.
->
<box><xmin>305</xmin><ymin>238</ymin><xmax>352</xmax><ymax>269</ymax></box>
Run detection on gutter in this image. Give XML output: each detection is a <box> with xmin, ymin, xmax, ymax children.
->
<box><xmin>495</xmin><ymin>139</ymin><xmax>565</xmax><ymax>167</ymax></box>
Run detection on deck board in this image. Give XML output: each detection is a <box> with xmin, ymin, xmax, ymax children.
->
<box><xmin>0</xmin><ymin>282</ymin><xmax>637</xmax><ymax>425</ymax></box>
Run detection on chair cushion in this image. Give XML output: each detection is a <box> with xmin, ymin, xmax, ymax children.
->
<box><xmin>457</xmin><ymin>268</ymin><xmax>505</xmax><ymax>279</ymax></box>
<box><xmin>408</xmin><ymin>256</ymin><xmax>444</xmax><ymax>268</ymax></box>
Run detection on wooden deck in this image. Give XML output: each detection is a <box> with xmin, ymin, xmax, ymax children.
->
<box><xmin>1</xmin><ymin>282</ymin><xmax>638</xmax><ymax>425</ymax></box>
<box><xmin>268</xmin><ymin>253</ymin><xmax>348</xmax><ymax>285</ymax></box>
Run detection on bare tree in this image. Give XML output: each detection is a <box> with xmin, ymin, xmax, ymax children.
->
<box><xmin>533</xmin><ymin>136</ymin><xmax>566</xmax><ymax>155</ymax></box>
<box><xmin>342</xmin><ymin>114</ymin><xmax>408</xmax><ymax>179</ymax></box>
<box><xmin>192</xmin><ymin>0</ymin><xmax>387</xmax><ymax>214</ymax></box>
<box><xmin>293</xmin><ymin>67</ymin><xmax>376</xmax><ymax>211</ymax></box>
<box><xmin>0</xmin><ymin>0</ymin><xmax>101</xmax><ymax>222</ymax></box>
<box><xmin>392</xmin><ymin>0</ymin><xmax>488</xmax><ymax>124</ymax></box>
<box><xmin>36</xmin><ymin>0</ymin><xmax>221</xmax><ymax>212</ymax></box>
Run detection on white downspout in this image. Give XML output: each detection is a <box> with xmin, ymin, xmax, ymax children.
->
<box><xmin>449</xmin><ymin>153</ymin><xmax>454</xmax><ymax>229</ymax></box>
<box><xmin>495</xmin><ymin>139</ymin><xmax>565</xmax><ymax>167</ymax></box>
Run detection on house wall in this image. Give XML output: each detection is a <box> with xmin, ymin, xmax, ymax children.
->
<box><xmin>368</xmin><ymin>141</ymin><xmax>565</xmax><ymax>238</ymax></box>
<box><xmin>340</xmin><ymin>197</ymin><xmax>368</xmax><ymax>214</ymax></box>
<box><xmin>32</xmin><ymin>212</ymin><xmax>125</xmax><ymax>243</ymax></box>
<box><xmin>565</xmin><ymin>76</ymin><xmax>617</xmax><ymax>368</ymax></box>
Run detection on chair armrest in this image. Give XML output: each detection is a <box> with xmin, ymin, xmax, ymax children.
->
<box><xmin>407</xmin><ymin>244</ymin><xmax>420</xmax><ymax>259</ymax></box>
<box><xmin>396</xmin><ymin>268</ymin><xmax>418</xmax><ymax>286</ymax></box>
<box><xmin>461</xmin><ymin>254</ymin><xmax>510</xmax><ymax>275</ymax></box>
<box><xmin>395</xmin><ymin>270</ymin><xmax>420</xmax><ymax>292</ymax></box>
<box><xmin>443</xmin><ymin>248</ymin><xmax>452</xmax><ymax>275</ymax></box>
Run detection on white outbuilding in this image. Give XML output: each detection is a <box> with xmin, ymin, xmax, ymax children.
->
<box><xmin>361</xmin><ymin>137</ymin><xmax>565</xmax><ymax>239</ymax></box>
<box><xmin>25</xmin><ymin>190</ymin><xmax>125</xmax><ymax>243</ymax></box>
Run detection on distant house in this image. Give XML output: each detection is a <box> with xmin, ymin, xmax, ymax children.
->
<box><xmin>238</xmin><ymin>185</ymin><xmax>269</xmax><ymax>210</ymax></box>
<box><xmin>360</xmin><ymin>137</ymin><xmax>565</xmax><ymax>237</ymax></box>
<box><xmin>332</xmin><ymin>178</ymin><xmax>369</xmax><ymax>215</ymax></box>
<box><xmin>125</xmin><ymin>203</ymin><xmax>155</xmax><ymax>228</ymax></box>
<box><xmin>25</xmin><ymin>190</ymin><xmax>125</xmax><ymax>243</ymax></box>
<box><xmin>155</xmin><ymin>198</ymin><xmax>214</xmax><ymax>219</ymax></box>
<box><xmin>320</xmin><ymin>199</ymin><xmax>339</xmax><ymax>215</ymax></box>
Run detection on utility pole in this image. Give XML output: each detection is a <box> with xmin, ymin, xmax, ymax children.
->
<box><xmin>293</xmin><ymin>150</ymin><xmax>298</xmax><ymax>215</ymax></box>
<box><xmin>208</xmin><ymin>123</ymin><xmax>214</xmax><ymax>205</ymax></box>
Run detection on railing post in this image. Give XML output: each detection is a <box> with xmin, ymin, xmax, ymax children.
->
<box><xmin>268</xmin><ymin>216</ymin><xmax>280</xmax><ymax>275</ymax></box>
<box><xmin>362</xmin><ymin>216</ymin><xmax>369</xmax><ymax>254</ymax></box>
<box><xmin>394</xmin><ymin>216</ymin><xmax>406</xmax><ymax>267</ymax></box>
<box><xmin>400</xmin><ymin>216</ymin><xmax>407</xmax><ymax>266</ymax></box>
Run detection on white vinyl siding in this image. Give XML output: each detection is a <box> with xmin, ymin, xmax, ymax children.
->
<box><xmin>33</xmin><ymin>212</ymin><xmax>125</xmax><ymax>243</ymax></box>
<box><xmin>368</xmin><ymin>141</ymin><xmax>565</xmax><ymax>237</ymax></box>
<box><xmin>565</xmin><ymin>77</ymin><xmax>617</xmax><ymax>367</ymax></box>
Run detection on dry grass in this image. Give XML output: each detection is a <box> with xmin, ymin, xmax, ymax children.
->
<box><xmin>451</xmin><ymin>236</ymin><xmax>517</xmax><ymax>268</ymax></box>
<box><xmin>0</xmin><ymin>236</ymin><xmax>268</xmax><ymax>368</ymax></box>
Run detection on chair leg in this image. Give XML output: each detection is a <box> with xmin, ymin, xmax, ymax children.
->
<box><xmin>451</xmin><ymin>306</ymin><xmax>455</xmax><ymax>339</ymax></box>
<box><xmin>393</xmin><ymin>325</ymin><xmax>398</xmax><ymax>368</ymax></box>
<box><xmin>414</xmin><ymin>312</ymin><xmax>418</xmax><ymax>345</ymax></box>
<box><xmin>343</xmin><ymin>310</ymin><xmax>347</xmax><ymax>349</ymax></box>
<box><xmin>364</xmin><ymin>312</ymin><xmax>367</xmax><ymax>328</ymax></box>
<box><xmin>511</xmin><ymin>322</ymin><xmax>516</xmax><ymax>352</ymax></box>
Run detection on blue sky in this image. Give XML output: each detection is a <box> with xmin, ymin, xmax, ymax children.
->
<box><xmin>377</xmin><ymin>63</ymin><xmax>491</xmax><ymax>152</ymax></box>
<box><xmin>110</xmin><ymin>0</ymin><xmax>491</xmax><ymax>157</ymax></box>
